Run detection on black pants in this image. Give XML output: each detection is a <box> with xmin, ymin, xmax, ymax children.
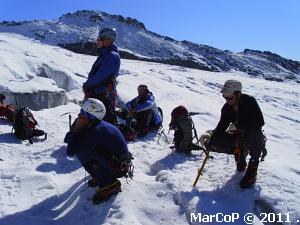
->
<box><xmin>134</xmin><ymin>109</ymin><xmax>155</xmax><ymax>131</ymax></box>
<box><xmin>208</xmin><ymin>128</ymin><xmax>265</xmax><ymax>161</ymax></box>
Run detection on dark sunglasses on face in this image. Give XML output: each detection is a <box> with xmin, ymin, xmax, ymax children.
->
<box><xmin>138</xmin><ymin>87</ymin><xmax>147</xmax><ymax>91</ymax></box>
<box><xmin>97</xmin><ymin>37</ymin><xmax>108</xmax><ymax>41</ymax></box>
<box><xmin>223</xmin><ymin>94</ymin><xmax>235</xmax><ymax>101</ymax></box>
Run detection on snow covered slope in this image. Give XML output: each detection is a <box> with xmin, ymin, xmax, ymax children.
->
<box><xmin>0</xmin><ymin>33</ymin><xmax>300</xmax><ymax>224</ymax></box>
<box><xmin>0</xmin><ymin>10</ymin><xmax>299</xmax><ymax>82</ymax></box>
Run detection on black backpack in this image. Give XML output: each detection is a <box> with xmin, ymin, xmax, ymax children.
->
<box><xmin>13</xmin><ymin>107</ymin><xmax>46</xmax><ymax>143</ymax></box>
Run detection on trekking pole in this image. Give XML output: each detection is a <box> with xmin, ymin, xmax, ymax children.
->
<box><xmin>193</xmin><ymin>150</ymin><xmax>210</xmax><ymax>187</ymax></box>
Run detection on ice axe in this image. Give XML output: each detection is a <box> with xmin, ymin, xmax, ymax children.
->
<box><xmin>61</xmin><ymin>112</ymin><xmax>74</xmax><ymax>130</ymax></box>
<box><xmin>192</xmin><ymin>150</ymin><xmax>211</xmax><ymax>187</ymax></box>
<box><xmin>0</xmin><ymin>94</ymin><xmax>5</xmax><ymax>104</ymax></box>
<box><xmin>188</xmin><ymin>112</ymin><xmax>201</xmax><ymax>116</ymax></box>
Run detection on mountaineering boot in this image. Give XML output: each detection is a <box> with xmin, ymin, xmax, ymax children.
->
<box><xmin>44</xmin><ymin>132</ymin><xmax>48</xmax><ymax>140</ymax></box>
<box><xmin>234</xmin><ymin>148</ymin><xmax>247</xmax><ymax>172</ymax></box>
<box><xmin>92</xmin><ymin>179</ymin><xmax>121</xmax><ymax>204</ymax></box>
<box><xmin>239</xmin><ymin>158</ymin><xmax>259</xmax><ymax>189</ymax></box>
<box><xmin>87</xmin><ymin>177</ymin><xmax>100</xmax><ymax>187</ymax></box>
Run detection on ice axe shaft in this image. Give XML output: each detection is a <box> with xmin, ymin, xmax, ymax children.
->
<box><xmin>193</xmin><ymin>151</ymin><xmax>210</xmax><ymax>187</ymax></box>
<box><xmin>188</xmin><ymin>112</ymin><xmax>201</xmax><ymax>116</ymax></box>
<box><xmin>68</xmin><ymin>114</ymin><xmax>71</xmax><ymax>130</ymax></box>
<box><xmin>0</xmin><ymin>94</ymin><xmax>6</xmax><ymax>104</ymax></box>
<box><xmin>61</xmin><ymin>112</ymin><xmax>73</xmax><ymax>130</ymax></box>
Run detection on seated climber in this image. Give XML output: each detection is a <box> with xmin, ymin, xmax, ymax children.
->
<box><xmin>123</xmin><ymin>84</ymin><xmax>162</xmax><ymax>137</ymax></box>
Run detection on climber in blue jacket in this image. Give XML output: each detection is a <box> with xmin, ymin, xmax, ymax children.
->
<box><xmin>82</xmin><ymin>27</ymin><xmax>120</xmax><ymax>125</ymax></box>
<box><xmin>64</xmin><ymin>98</ymin><xmax>133</xmax><ymax>204</ymax></box>
<box><xmin>125</xmin><ymin>84</ymin><xmax>162</xmax><ymax>137</ymax></box>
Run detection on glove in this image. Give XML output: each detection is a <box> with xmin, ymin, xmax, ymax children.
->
<box><xmin>199</xmin><ymin>130</ymin><xmax>214</xmax><ymax>148</ymax></box>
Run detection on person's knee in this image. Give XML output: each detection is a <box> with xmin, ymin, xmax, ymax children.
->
<box><xmin>248</xmin><ymin>148</ymin><xmax>262</xmax><ymax>161</ymax></box>
<box><xmin>82</xmin><ymin>161</ymin><xmax>99</xmax><ymax>177</ymax></box>
<box><xmin>243</xmin><ymin>129</ymin><xmax>265</xmax><ymax>160</ymax></box>
<box><xmin>209</xmin><ymin>132</ymin><xmax>235</xmax><ymax>148</ymax></box>
<box><xmin>136</xmin><ymin>110</ymin><xmax>152</xmax><ymax>126</ymax></box>
<box><xmin>83</xmin><ymin>160</ymin><xmax>113</xmax><ymax>178</ymax></box>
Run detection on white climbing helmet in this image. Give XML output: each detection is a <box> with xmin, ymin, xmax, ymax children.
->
<box><xmin>80</xmin><ymin>98</ymin><xmax>106</xmax><ymax>120</ymax></box>
<box><xmin>220</xmin><ymin>80</ymin><xmax>242</xmax><ymax>94</ymax></box>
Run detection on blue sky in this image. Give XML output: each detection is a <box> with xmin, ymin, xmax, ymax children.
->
<box><xmin>1</xmin><ymin>0</ymin><xmax>299</xmax><ymax>61</ymax></box>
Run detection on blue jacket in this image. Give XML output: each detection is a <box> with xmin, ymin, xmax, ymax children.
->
<box><xmin>64</xmin><ymin>120</ymin><xmax>129</xmax><ymax>165</ymax></box>
<box><xmin>83</xmin><ymin>45</ymin><xmax>120</xmax><ymax>95</ymax></box>
<box><xmin>125</xmin><ymin>93</ymin><xmax>162</xmax><ymax>126</ymax></box>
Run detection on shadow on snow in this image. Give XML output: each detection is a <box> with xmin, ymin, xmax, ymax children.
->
<box><xmin>36</xmin><ymin>146</ymin><xmax>81</xmax><ymax>174</ymax></box>
<box><xmin>0</xmin><ymin>177</ymin><xmax>117</xmax><ymax>225</ymax></box>
<box><xmin>177</xmin><ymin>173</ymin><xmax>263</xmax><ymax>225</ymax></box>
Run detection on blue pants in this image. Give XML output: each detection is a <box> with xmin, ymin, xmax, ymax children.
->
<box><xmin>81</xmin><ymin>159</ymin><xmax>116</xmax><ymax>188</ymax></box>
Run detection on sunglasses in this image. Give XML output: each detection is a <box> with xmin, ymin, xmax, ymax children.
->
<box><xmin>138</xmin><ymin>87</ymin><xmax>147</xmax><ymax>91</ymax></box>
<box><xmin>222</xmin><ymin>94</ymin><xmax>235</xmax><ymax>101</ymax></box>
<box><xmin>97</xmin><ymin>37</ymin><xmax>109</xmax><ymax>41</ymax></box>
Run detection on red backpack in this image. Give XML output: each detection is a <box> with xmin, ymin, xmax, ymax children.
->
<box><xmin>0</xmin><ymin>104</ymin><xmax>15</xmax><ymax>123</ymax></box>
<box><xmin>13</xmin><ymin>107</ymin><xmax>46</xmax><ymax>144</ymax></box>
